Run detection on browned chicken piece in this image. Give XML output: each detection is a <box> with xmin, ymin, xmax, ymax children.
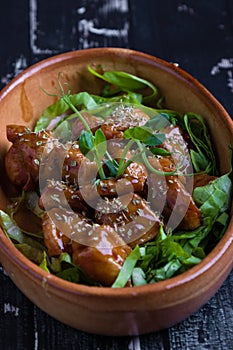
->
<box><xmin>72</xmin><ymin>224</ymin><xmax>131</xmax><ymax>286</ymax></box>
<box><xmin>41</xmin><ymin>205</ymin><xmax>131</xmax><ymax>285</ymax></box>
<box><xmin>124</xmin><ymin>161</ymin><xmax>148</xmax><ymax>190</ymax></box>
<box><xmin>101</xmin><ymin>107</ymin><xmax>150</xmax><ymax>139</ymax></box>
<box><xmin>5</xmin><ymin>126</ymin><xmax>57</xmax><ymax>191</ymax></box>
<box><xmin>79</xmin><ymin>178</ymin><xmax>134</xmax><ymax>208</ymax></box>
<box><xmin>160</xmin><ymin>124</ymin><xmax>191</xmax><ymax>175</ymax></box>
<box><xmin>79</xmin><ymin>170</ymin><xmax>147</xmax><ymax>209</ymax></box>
<box><xmin>42</xmin><ymin>209</ymin><xmax>73</xmax><ymax>256</ymax></box>
<box><xmin>95</xmin><ymin>193</ymin><xmax>162</xmax><ymax>247</ymax></box>
<box><xmin>193</xmin><ymin>173</ymin><xmax>217</xmax><ymax>188</ymax></box>
<box><xmin>6</xmin><ymin>124</ymin><xmax>30</xmax><ymax>142</ymax></box>
<box><xmin>5</xmin><ymin>125</ymin><xmax>100</xmax><ymax>190</ymax></box>
<box><xmin>147</xmin><ymin>157</ymin><xmax>202</xmax><ymax>230</ymax></box>
<box><xmin>39</xmin><ymin>180</ymin><xmax>91</xmax><ymax>216</ymax></box>
<box><xmin>42</xmin><ymin>207</ymin><xmax>94</xmax><ymax>256</ymax></box>
<box><xmin>62</xmin><ymin>143</ymin><xmax>98</xmax><ymax>186</ymax></box>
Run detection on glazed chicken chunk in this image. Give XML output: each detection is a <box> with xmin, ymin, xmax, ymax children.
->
<box><xmin>42</xmin><ymin>207</ymin><xmax>131</xmax><ymax>286</ymax></box>
<box><xmin>95</xmin><ymin>193</ymin><xmax>162</xmax><ymax>247</ymax></box>
<box><xmin>72</xmin><ymin>224</ymin><xmax>131</xmax><ymax>286</ymax></box>
<box><xmin>5</xmin><ymin>125</ymin><xmax>56</xmax><ymax>190</ymax></box>
<box><xmin>148</xmin><ymin>156</ymin><xmax>202</xmax><ymax>230</ymax></box>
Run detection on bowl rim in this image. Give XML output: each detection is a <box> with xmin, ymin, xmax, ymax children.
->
<box><xmin>0</xmin><ymin>47</ymin><xmax>233</xmax><ymax>299</ymax></box>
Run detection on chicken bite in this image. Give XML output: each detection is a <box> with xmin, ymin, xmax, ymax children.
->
<box><xmin>72</xmin><ymin>224</ymin><xmax>131</xmax><ymax>286</ymax></box>
<box><xmin>5</xmin><ymin>126</ymin><xmax>56</xmax><ymax>191</ymax></box>
<box><xmin>95</xmin><ymin>193</ymin><xmax>162</xmax><ymax>247</ymax></box>
<box><xmin>101</xmin><ymin>107</ymin><xmax>150</xmax><ymax>139</ymax></box>
<box><xmin>147</xmin><ymin>156</ymin><xmax>202</xmax><ymax>230</ymax></box>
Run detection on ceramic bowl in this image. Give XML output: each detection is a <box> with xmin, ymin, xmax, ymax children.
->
<box><xmin>0</xmin><ymin>48</ymin><xmax>232</xmax><ymax>336</ymax></box>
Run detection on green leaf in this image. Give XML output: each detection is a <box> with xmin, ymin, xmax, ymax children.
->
<box><xmin>143</xmin><ymin>133</ymin><xmax>165</xmax><ymax>146</ymax></box>
<box><xmin>112</xmin><ymin>245</ymin><xmax>141</xmax><ymax>288</ymax></box>
<box><xmin>124</xmin><ymin>126</ymin><xmax>154</xmax><ymax>141</ymax></box>
<box><xmin>34</xmin><ymin>92</ymin><xmax>97</xmax><ymax>132</ymax></box>
<box><xmin>150</xmin><ymin>147</ymin><xmax>171</xmax><ymax>156</ymax></box>
<box><xmin>94</xmin><ymin>128</ymin><xmax>107</xmax><ymax>159</ymax></box>
<box><xmin>152</xmin><ymin>259</ymin><xmax>182</xmax><ymax>281</ymax></box>
<box><xmin>104</xmin><ymin>159</ymin><xmax>119</xmax><ymax>177</ymax></box>
<box><xmin>123</xmin><ymin>125</ymin><xmax>165</xmax><ymax>146</ymax></box>
<box><xmin>0</xmin><ymin>210</ymin><xmax>25</xmax><ymax>243</ymax></box>
<box><xmin>15</xmin><ymin>243</ymin><xmax>44</xmax><ymax>264</ymax></box>
<box><xmin>34</xmin><ymin>99</ymin><xmax>68</xmax><ymax>132</ymax></box>
<box><xmin>79</xmin><ymin>130</ymin><xmax>94</xmax><ymax>156</ymax></box>
<box><xmin>39</xmin><ymin>251</ymin><xmax>50</xmax><ymax>273</ymax></box>
<box><xmin>88</xmin><ymin>66</ymin><xmax>159</xmax><ymax>104</ymax></box>
<box><xmin>145</xmin><ymin>111</ymin><xmax>176</xmax><ymax>130</ymax></box>
<box><xmin>132</xmin><ymin>267</ymin><xmax>147</xmax><ymax>286</ymax></box>
<box><xmin>59</xmin><ymin>252</ymin><xmax>72</xmax><ymax>264</ymax></box>
<box><xmin>70</xmin><ymin>92</ymin><xmax>98</xmax><ymax>110</ymax></box>
<box><xmin>56</xmin><ymin>267</ymin><xmax>80</xmax><ymax>283</ymax></box>
<box><xmin>193</xmin><ymin>174</ymin><xmax>232</xmax><ymax>215</ymax></box>
<box><xmin>184</xmin><ymin>113</ymin><xmax>217</xmax><ymax>175</ymax></box>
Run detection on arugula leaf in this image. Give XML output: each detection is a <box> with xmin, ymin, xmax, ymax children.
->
<box><xmin>34</xmin><ymin>99</ymin><xmax>68</xmax><ymax>132</ymax></box>
<box><xmin>150</xmin><ymin>259</ymin><xmax>182</xmax><ymax>281</ymax></box>
<box><xmin>39</xmin><ymin>251</ymin><xmax>50</xmax><ymax>272</ymax></box>
<box><xmin>136</xmin><ymin>225</ymin><xmax>205</xmax><ymax>283</ymax></box>
<box><xmin>193</xmin><ymin>174</ymin><xmax>232</xmax><ymax>219</ymax></box>
<box><xmin>132</xmin><ymin>267</ymin><xmax>147</xmax><ymax>286</ymax></box>
<box><xmin>144</xmin><ymin>110</ymin><xmax>179</xmax><ymax>129</ymax></box>
<box><xmin>183</xmin><ymin>113</ymin><xmax>217</xmax><ymax>175</ymax></box>
<box><xmin>0</xmin><ymin>210</ymin><xmax>26</xmax><ymax>243</ymax></box>
<box><xmin>56</xmin><ymin>267</ymin><xmax>80</xmax><ymax>283</ymax></box>
<box><xmin>94</xmin><ymin>128</ymin><xmax>107</xmax><ymax>160</ymax></box>
<box><xmin>16</xmin><ymin>243</ymin><xmax>43</xmax><ymax>258</ymax></box>
<box><xmin>124</xmin><ymin>126</ymin><xmax>154</xmax><ymax>141</ymax></box>
<box><xmin>104</xmin><ymin>159</ymin><xmax>119</xmax><ymax>177</ymax></box>
<box><xmin>150</xmin><ymin>147</ymin><xmax>171</xmax><ymax>156</ymax></box>
<box><xmin>88</xmin><ymin>65</ymin><xmax>159</xmax><ymax>104</ymax></box>
<box><xmin>79</xmin><ymin>130</ymin><xmax>94</xmax><ymax>156</ymax></box>
<box><xmin>34</xmin><ymin>92</ymin><xmax>97</xmax><ymax>132</ymax></box>
<box><xmin>143</xmin><ymin>133</ymin><xmax>165</xmax><ymax>146</ymax></box>
<box><xmin>112</xmin><ymin>245</ymin><xmax>141</xmax><ymax>288</ymax></box>
<box><xmin>91</xmin><ymin>92</ymin><xmax>143</xmax><ymax>107</ymax></box>
<box><xmin>124</xmin><ymin>126</ymin><xmax>165</xmax><ymax>146</ymax></box>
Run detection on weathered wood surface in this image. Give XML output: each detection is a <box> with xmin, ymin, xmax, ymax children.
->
<box><xmin>0</xmin><ymin>1</ymin><xmax>232</xmax><ymax>349</ymax></box>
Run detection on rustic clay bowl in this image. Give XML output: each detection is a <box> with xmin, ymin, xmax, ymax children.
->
<box><xmin>0</xmin><ymin>48</ymin><xmax>232</xmax><ymax>336</ymax></box>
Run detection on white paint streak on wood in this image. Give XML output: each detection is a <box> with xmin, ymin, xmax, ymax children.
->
<box><xmin>79</xmin><ymin>19</ymin><xmax>129</xmax><ymax>38</ymax></box>
<box><xmin>128</xmin><ymin>336</ymin><xmax>141</xmax><ymax>350</ymax></box>
<box><xmin>77</xmin><ymin>0</ymin><xmax>129</xmax><ymax>49</ymax></box>
<box><xmin>0</xmin><ymin>266</ymin><xmax>8</xmax><ymax>276</ymax></box>
<box><xmin>4</xmin><ymin>302</ymin><xmax>19</xmax><ymax>317</ymax></box>
<box><xmin>100</xmin><ymin>0</ymin><xmax>128</xmax><ymax>13</ymax></box>
<box><xmin>33</xmin><ymin>307</ymin><xmax>39</xmax><ymax>350</ymax></box>
<box><xmin>227</xmin><ymin>70</ymin><xmax>233</xmax><ymax>92</ymax></box>
<box><xmin>29</xmin><ymin>0</ymin><xmax>56</xmax><ymax>54</ymax></box>
<box><xmin>0</xmin><ymin>55</ymin><xmax>27</xmax><ymax>85</ymax></box>
<box><xmin>211</xmin><ymin>58</ymin><xmax>233</xmax><ymax>93</ymax></box>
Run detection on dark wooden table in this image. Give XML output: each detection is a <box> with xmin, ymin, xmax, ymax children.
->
<box><xmin>0</xmin><ymin>1</ymin><xmax>232</xmax><ymax>349</ymax></box>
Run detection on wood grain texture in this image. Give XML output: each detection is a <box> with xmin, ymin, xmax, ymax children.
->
<box><xmin>0</xmin><ymin>0</ymin><xmax>232</xmax><ymax>349</ymax></box>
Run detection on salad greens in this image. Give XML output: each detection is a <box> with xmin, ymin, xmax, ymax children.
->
<box><xmin>0</xmin><ymin>64</ymin><xmax>232</xmax><ymax>288</ymax></box>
